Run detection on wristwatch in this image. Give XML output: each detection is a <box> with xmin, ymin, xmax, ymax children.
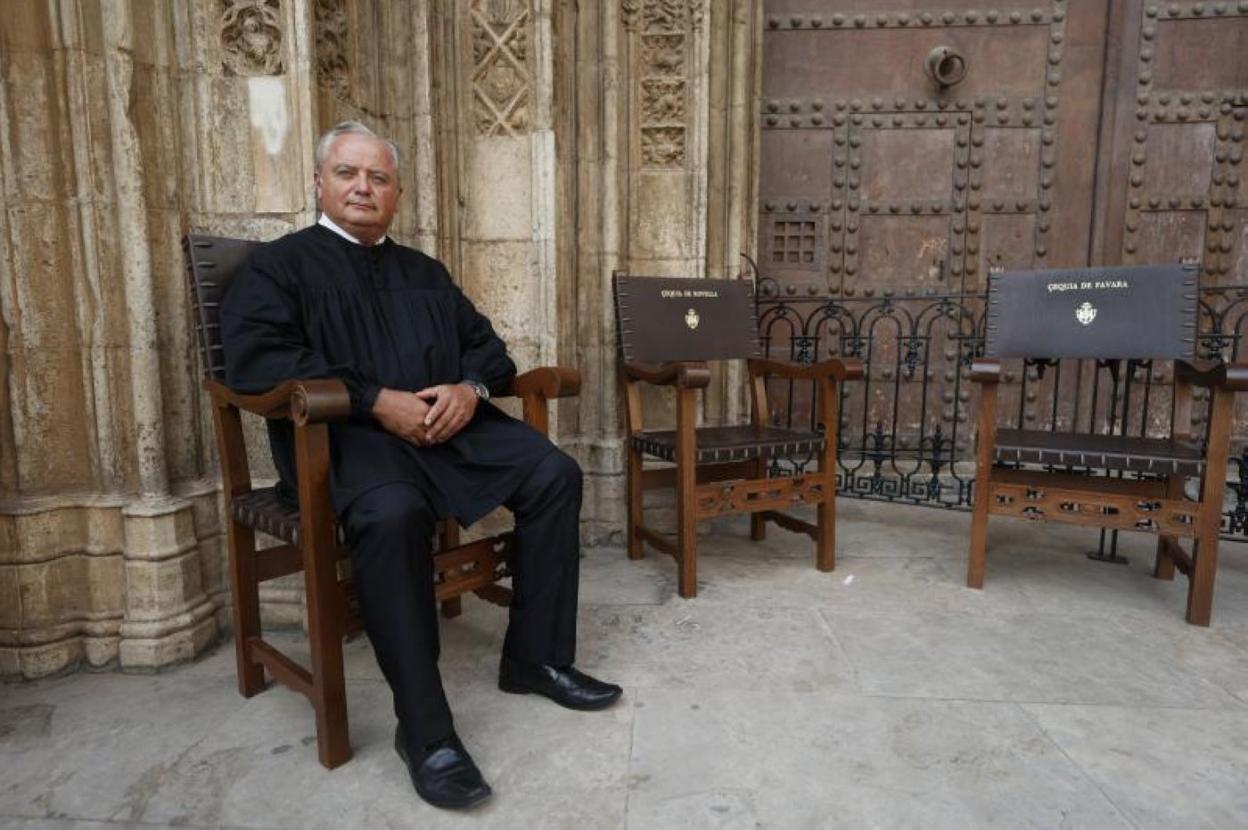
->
<box><xmin>464</xmin><ymin>380</ymin><xmax>490</xmax><ymax>401</ymax></box>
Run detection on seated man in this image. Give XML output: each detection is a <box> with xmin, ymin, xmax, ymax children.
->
<box><xmin>220</xmin><ymin>121</ymin><xmax>621</xmax><ymax>810</ymax></box>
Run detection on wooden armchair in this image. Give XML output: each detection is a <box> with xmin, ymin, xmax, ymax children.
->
<box><xmin>968</xmin><ymin>263</ymin><xmax>1247</xmax><ymax>625</ymax></box>
<box><xmin>184</xmin><ymin>234</ymin><xmax>581</xmax><ymax>768</ymax></box>
<box><xmin>613</xmin><ymin>274</ymin><xmax>862</xmax><ymax>598</ymax></box>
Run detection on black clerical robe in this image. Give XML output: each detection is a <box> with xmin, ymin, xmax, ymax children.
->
<box><xmin>220</xmin><ymin>224</ymin><xmax>554</xmax><ymax>525</ymax></box>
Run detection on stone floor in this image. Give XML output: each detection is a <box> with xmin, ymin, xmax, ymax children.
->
<box><xmin>5</xmin><ymin>500</ymin><xmax>1248</xmax><ymax>829</ymax></box>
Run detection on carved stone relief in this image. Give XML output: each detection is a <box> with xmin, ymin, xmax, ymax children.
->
<box><xmin>220</xmin><ymin>0</ymin><xmax>283</xmax><ymax>76</ymax></box>
<box><xmin>641</xmin><ymin>34</ymin><xmax>685</xmax><ymax>76</ymax></box>
<box><xmin>621</xmin><ymin>0</ymin><xmax>642</xmax><ymax>31</ymax></box>
<box><xmin>634</xmin><ymin>0</ymin><xmax>697</xmax><ymax>168</ymax></box>
<box><xmin>642</xmin><ymin>0</ymin><xmax>704</xmax><ymax>32</ymax></box>
<box><xmin>314</xmin><ymin>0</ymin><xmax>349</xmax><ymax>99</ymax></box>
<box><xmin>470</xmin><ymin>0</ymin><xmax>531</xmax><ymax>136</ymax></box>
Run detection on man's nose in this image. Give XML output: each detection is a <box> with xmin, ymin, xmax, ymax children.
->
<box><xmin>352</xmin><ymin>174</ymin><xmax>373</xmax><ymax>194</ymax></box>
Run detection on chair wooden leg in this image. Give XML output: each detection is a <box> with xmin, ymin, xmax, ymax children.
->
<box><xmin>676</xmin><ymin>477</ymin><xmax>697</xmax><ymax>598</ymax></box>
<box><xmin>750</xmin><ymin>457</ymin><xmax>767</xmax><ymax>541</ymax></box>
<box><xmin>1154</xmin><ymin>477</ymin><xmax>1183</xmax><ymax>581</ymax></box>
<box><xmin>1186</xmin><ymin>388</ymin><xmax>1233</xmax><ymax>626</ymax></box>
<box><xmin>966</xmin><ymin>475</ymin><xmax>993</xmax><ymax>591</ymax></box>
<box><xmin>1187</xmin><ymin>483</ymin><xmax>1224</xmax><ymax>626</ymax></box>
<box><xmin>1186</xmin><ymin>534</ymin><xmax>1218</xmax><ymax>626</ymax></box>
<box><xmin>1153</xmin><ymin>539</ymin><xmax>1177</xmax><ymax>581</ymax></box>
<box><xmin>302</xmin><ymin>532</ymin><xmax>350</xmax><ymax>768</ymax></box>
<box><xmin>438</xmin><ymin>521</ymin><xmax>463</xmax><ymax>617</ymax></box>
<box><xmin>967</xmin><ymin>381</ymin><xmax>998</xmax><ymax>589</ymax></box>
<box><xmin>627</xmin><ymin>443</ymin><xmax>644</xmax><ymax>560</ymax></box>
<box><xmin>227</xmin><ymin>520</ymin><xmax>266</xmax><ymax>697</ymax></box>
<box><xmin>676</xmin><ymin>389</ymin><xmax>697</xmax><ymax>598</ymax></box>
<box><xmin>967</xmin><ymin>487</ymin><xmax>989</xmax><ymax>589</ymax></box>
<box><xmin>815</xmin><ymin>488</ymin><xmax>835</xmax><ymax>572</ymax></box>
<box><xmin>295</xmin><ymin>422</ymin><xmax>351</xmax><ymax>769</ymax></box>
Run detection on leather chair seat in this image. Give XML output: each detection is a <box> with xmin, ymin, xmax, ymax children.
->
<box><xmin>631</xmin><ymin>425</ymin><xmax>825</xmax><ymax>464</ymax></box>
<box><xmin>994</xmin><ymin>428</ymin><xmax>1204</xmax><ymax>476</ymax></box>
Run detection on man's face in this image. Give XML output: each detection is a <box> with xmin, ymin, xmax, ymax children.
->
<box><xmin>315</xmin><ymin>133</ymin><xmax>401</xmax><ymax>244</ymax></box>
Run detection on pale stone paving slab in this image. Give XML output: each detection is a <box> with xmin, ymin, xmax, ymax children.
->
<box><xmin>576</xmin><ymin>603</ymin><xmax>857</xmax><ymax>694</ymax></box>
<box><xmin>822</xmin><ymin>605</ymin><xmax>1241</xmax><ymax>708</ymax></box>
<box><xmin>1023</xmin><ymin>703</ymin><xmax>1248</xmax><ymax>830</ymax></box>
<box><xmin>122</xmin><ymin>680</ymin><xmax>632</xmax><ymax>829</ymax></box>
<box><xmin>3</xmin><ymin>505</ymin><xmax>1247</xmax><ymax>827</ymax></box>
<box><xmin>626</xmin><ymin>688</ymin><xmax>1133</xmax><ymax>829</ymax></box>
<box><xmin>0</xmin><ymin>672</ymin><xmax>246</xmax><ymax>824</ymax></box>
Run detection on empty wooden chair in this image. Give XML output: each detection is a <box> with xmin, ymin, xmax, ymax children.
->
<box><xmin>184</xmin><ymin>233</ymin><xmax>580</xmax><ymax>767</ymax></box>
<box><xmin>968</xmin><ymin>263</ymin><xmax>1247</xmax><ymax>625</ymax></box>
<box><xmin>614</xmin><ymin>274</ymin><xmax>863</xmax><ymax>598</ymax></box>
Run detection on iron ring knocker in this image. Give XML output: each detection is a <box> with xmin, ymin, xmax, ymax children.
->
<box><xmin>925</xmin><ymin>45</ymin><xmax>968</xmax><ymax>90</ymax></box>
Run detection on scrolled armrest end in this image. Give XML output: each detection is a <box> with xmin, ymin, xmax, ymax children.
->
<box><xmin>970</xmin><ymin>359</ymin><xmax>1002</xmax><ymax>384</ymax></box>
<box><xmin>291</xmin><ymin>379</ymin><xmax>352</xmax><ymax>425</ymax></box>
<box><xmin>512</xmin><ymin>366</ymin><xmax>582</xmax><ymax>399</ymax></box>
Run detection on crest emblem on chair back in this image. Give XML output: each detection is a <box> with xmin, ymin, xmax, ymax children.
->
<box><xmin>613</xmin><ymin>275</ymin><xmax>762</xmax><ymax>363</ymax></box>
<box><xmin>984</xmin><ymin>263</ymin><xmax>1198</xmax><ymax>361</ymax></box>
<box><xmin>183</xmin><ymin>234</ymin><xmax>262</xmax><ymax>380</ymax></box>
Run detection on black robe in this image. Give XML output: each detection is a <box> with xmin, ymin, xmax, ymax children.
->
<box><xmin>220</xmin><ymin>224</ymin><xmax>554</xmax><ymax>525</ymax></box>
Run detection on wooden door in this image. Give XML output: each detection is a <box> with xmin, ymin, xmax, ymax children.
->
<box><xmin>757</xmin><ymin>0</ymin><xmax>1248</xmax><ymax>474</ymax></box>
<box><xmin>1096</xmin><ymin>3</ymin><xmax>1248</xmax><ymax>283</ymax></box>
<box><xmin>760</xmin><ymin>0</ymin><xmax>1110</xmax><ymax>296</ymax></box>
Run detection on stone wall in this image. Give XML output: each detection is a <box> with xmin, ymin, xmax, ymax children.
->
<box><xmin>0</xmin><ymin>0</ymin><xmax>760</xmax><ymax>680</ymax></box>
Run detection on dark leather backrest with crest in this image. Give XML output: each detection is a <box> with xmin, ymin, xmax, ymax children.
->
<box><xmin>183</xmin><ymin>234</ymin><xmax>261</xmax><ymax>380</ymax></box>
<box><xmin>613</xmin><ymin>275</ymin><xmax>762</xmax><ymax>363</ymax></box>
<box><xmin>984</xmin><ymin>263</ymin><xmax>1198</xmax><ymax>361</ymax></box>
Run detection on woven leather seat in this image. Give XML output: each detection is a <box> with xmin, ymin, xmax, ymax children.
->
<box><xmin>232</xmin><ymin>487</ymin><xmax>348</xmax><ymax>547</ymax></box>
<box><xmin>994</xmin><ymin>429</ymin><xmax>1204</xmax><ymax>476</ymax></box>
<box><xmin>631</xmin><ymin>425</ymin><xmax>825</xmax><ymax>464</ymax></box>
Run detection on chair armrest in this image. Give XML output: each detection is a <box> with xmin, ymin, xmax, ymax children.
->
<box><xmin>508</xmin><ymin>366</ymin><xmax>582</xmax><ymax>399</ymax></box>
<box><xmin>969</xmin><ymin>359</ymin><xmax>1002</xmax><ymax>384</ymax></box>
<box><xmin>203</xmin><ymin>377</ymin><xmax>352</xmax><ymax>424</ymax></box>
<box><xmin>622</xmin><ymin>361</ymin><xmax>712</xmax><ymax>389</ymax></box>
<box><xmin>1175</xmin><ymin>359</ymin><xmax>1248</xmax><ymax>391</ymax></box>
<box><xmin>748</xmin><ymin>357</ymin><xmax>864</xmax><ymax>382</ymax></box>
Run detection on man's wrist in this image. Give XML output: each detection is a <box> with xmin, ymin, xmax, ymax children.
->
<box><xmin>462</xmin><ymin>380</ymin><xmax>489</xmax><ymax>401</ymax></box>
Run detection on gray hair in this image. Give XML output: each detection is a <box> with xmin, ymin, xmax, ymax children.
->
<box><xmin>314</xmin><ymin>121</ymin><xmax>400</xmax><ymax>172</ymax></box>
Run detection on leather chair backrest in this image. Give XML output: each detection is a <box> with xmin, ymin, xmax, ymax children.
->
<box><xmin>984</xmin><ymin>263</ymin><xmax>1198</xmax><ymax>361</ymax></box>
<box><xmin>613</xmin><ymin>275</ymin><xmax>762</xmax><ymax>363</ymax></box>
<box><xmin>183</xmin><ymin>234</ymin><xmax>262</xmax><ymax>380</ymax></box>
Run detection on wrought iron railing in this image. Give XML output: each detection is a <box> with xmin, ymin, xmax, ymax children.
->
<box><xmin>749</xmin><ymin>261</ymin><xmax>1248</xmax><ymax>541</ymax></box>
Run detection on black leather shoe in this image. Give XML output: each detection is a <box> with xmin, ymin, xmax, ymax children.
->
<box><xmin>498</xmin><ymin>656</ymin><xmax>623</xmax><ymax>711</ymax></box>
<box><xmin>395</xmin><ymin>726</ymin><xmax>492</xmax><ymax>810</ymax></box>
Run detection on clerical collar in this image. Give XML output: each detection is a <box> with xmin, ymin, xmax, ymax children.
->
<box><xmin>317</xmin><ymin>213</ymin><xmax>388</xmax><ymax>246</ymax></box>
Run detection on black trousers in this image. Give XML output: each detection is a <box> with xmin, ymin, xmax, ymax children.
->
<box><xmin>341</xmin><ymin>449</ymin><xmax>582</xmax><ymax>749</ymax></box>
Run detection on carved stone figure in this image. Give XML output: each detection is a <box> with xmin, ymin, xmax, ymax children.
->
<box><xmin>220</xmin><ymin>0</ymin><xmax>283</xmax><ymax>76</ymax></box>
<box><xmin>314</xmin><ymin>0</ymin><xmax>349</xmax><ymax>98</ymax></box>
